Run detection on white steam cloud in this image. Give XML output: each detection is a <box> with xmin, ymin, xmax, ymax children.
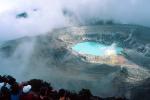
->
<box><xmin>0</xmin><ymin>0</ymin><xmax>150</xmax><ymax>41</ymax></box>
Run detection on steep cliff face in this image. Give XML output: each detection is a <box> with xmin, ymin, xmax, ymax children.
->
<box><xmin>0</xmin><ymin>25</ymin><xmax>149</xmax><ymax>99</ymax></box>
<box><xmin>130</xmin><ymin>78</ymin><xmax>150</xmax><ymax>100</ymax></box>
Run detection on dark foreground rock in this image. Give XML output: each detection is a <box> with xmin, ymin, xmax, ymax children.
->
<box><xmin>0</xmin><ymin>75</ymin><xmax>128</xmax><ymax>100</ymax></box>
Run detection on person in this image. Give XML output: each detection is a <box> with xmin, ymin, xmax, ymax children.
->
<box><xmin>58</xmin><ymin>89</ymin><xmax>70</xmax><ymax>100</ymax></box>
<box><xmin>39</xmin><ymin>87</ymin><xmax>49</xmax><ymax>100</ymax></box>
<box><xmin>7</xmin><ymin>75</ymin><xmax>16</xmax><ymax>86</ymax></box>
<box><xmin>79</xmin><ymin>89</ymin><xmax>92</xmax><ymax>100</ymax></box>
<box><xmin>20</xmin><ymin>85</ymin><xmax>36</xmax><ymax>100</ymax></box>
<box><xmin>10</xmin><ymin>83</ymin><xmax>20</xmax><ymax>100</ymax></box>
<box><xmin>58</xmin><ymin>89</ymin><xmax>66</xmax><ymax>100</ymax></box>
<box><xmin>0</xmin><ymin>86</ymin><xmax>11</xmax><ymax>100</ymax></box>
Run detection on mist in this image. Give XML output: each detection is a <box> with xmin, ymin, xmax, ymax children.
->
<box><xmin>0</xmin><ymin>0</ymin><xmax>150</xmax><ymax>41</ymax></box>
<box><xmin>0</xmin><ymin>0</ymin><xmax>150</xmax><ymax>98</ymax></box>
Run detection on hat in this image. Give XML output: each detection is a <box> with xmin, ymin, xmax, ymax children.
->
<box><xmin>0</xmin><ymin>82</ymin><xmax>4</xmax><ymax>89</ymax></box>
<box><xmin>23</xmin><ymin>85</ymin><xmax>32</xmax><ymax>93</ymax></box>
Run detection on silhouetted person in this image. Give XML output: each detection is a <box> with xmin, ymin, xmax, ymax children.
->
<box><xmin>79</xmin><ymin>89</ymin><xmax>92</xmax><ymax>100</ymax></box>
<box><xmin>58</xmin><ymin>89</ymin><xmax>66</xmax><ymax>100</ymax></box>
<box><xmin>20</xmin><ymin>85</ymin><xmax>37</xmax><ymax>100</ymax></box>
<box><xmin>58</xmin><ymin>89</ymin><xmax>70</xmax><ymax>100</ymax></box>
<box><xmin>39</xmin><ymin>87</ymin><xmax>49</xmax><ymax>100</ymax></box>
<box><xmin>0</xmin><ymin>86</ymin><xmax>11</xmax><ymax>100</ymax></box>
<box><xmin>7</xmin><ymin>75</ymin><xmax>16</xmax><ymax>86</ymax></box>
<box><xmin>10</xmin><ymin>82</ymin><xmax>20</xmax><ymax>100</ymax></box>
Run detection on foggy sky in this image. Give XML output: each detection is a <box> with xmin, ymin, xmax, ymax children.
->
<box><xmin>0</xmin><ymin>0</ymin><xmax>150</xmax><ymax>41</ymax></box>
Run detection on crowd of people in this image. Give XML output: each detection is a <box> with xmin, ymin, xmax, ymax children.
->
<box><xmin>0</xmin><ymin>75</ymin><xmax>128</xmax><ymax>100</ymax></box>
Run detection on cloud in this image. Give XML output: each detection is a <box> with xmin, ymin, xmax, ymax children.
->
<box><xmin>0</xmin><ymin>0</ymin><xmax>150</xmax><ymax>41</ymax></box>
<box><xmin>0</xmin><ymin>0</ymin><xmax>66</xmax><ymax>41</ymax></box>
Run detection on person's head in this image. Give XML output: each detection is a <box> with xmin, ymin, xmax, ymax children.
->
<box><xmin>28</xmin><ymin>79</ymin><xmax>43</xmax><ymax>92</ymax></box>
<box><xmin>79</xmin><ymin>89</ymin><xmax>92</xmax><ymax>99</ymax></box>
<box><xmin>1</xmin><ymin>75</ymin><xmax>8</xmax><ymax>83</ymax></box>
<box><xmin>7</xmin><ymin>75</ymin><xmax>16</xmax><ymax>85</ymax></box>
<box><xmin>22</xmin><ymin>85</ymin><xmax>32</xmax><ymax>93</ymax></box>
<box><xmin>58</xmin><ymin>89</ymin><xmax>66</xmax><ymax>98</ymax></box>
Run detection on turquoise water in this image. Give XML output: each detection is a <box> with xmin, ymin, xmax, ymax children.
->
<box><xmin>72</xmin><ymin>42</ymin><xmax>123</xmax><ymax>56</ymax></box>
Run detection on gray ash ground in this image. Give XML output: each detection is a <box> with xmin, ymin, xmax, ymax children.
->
<box><xmin>0</xmin><ymin>24</ymin><xmax>150</xmax><ymax>99</ymax></box>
